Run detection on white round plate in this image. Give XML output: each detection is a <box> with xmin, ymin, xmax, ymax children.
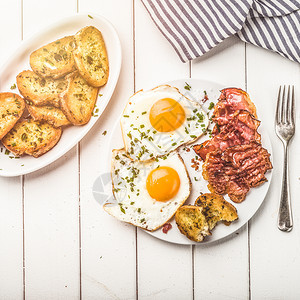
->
<box><xmin>0</xmin><ymin>13</ymin><xmax>121</xmax><ymax>176</ymax></box>
<box><xmin>105</xmin><ymin>79</ymin><xmax>273</xmax><ymax>245</ymax></box>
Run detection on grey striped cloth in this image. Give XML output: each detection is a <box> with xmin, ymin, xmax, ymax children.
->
<box><xmin>141</xmin><ymin>0</ymin><xmax>300</xmax><ymax>63</ymax></box>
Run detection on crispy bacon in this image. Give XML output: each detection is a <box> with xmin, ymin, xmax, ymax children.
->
<box><xmin>202</xmin><ymin>142</ymin><xmax>272</xmax><ymax>203</ymax></box>
<box><xmin>213</xmin><ymin>88</ymin><xmax>257</xmax><ymax>129</ymax></box>
<box><xmin>193</xmin><ymin>110</ymin><xmax>261</xmax><ymax>160</ymax></box>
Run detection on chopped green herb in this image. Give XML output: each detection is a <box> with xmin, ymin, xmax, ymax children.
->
<box><xmin>88</xmin><ymin>14</ymin><xmax>93</xmax><ymax>19</ymax></box>
<box><xmin>208</xmin><ymin>102</ymin><xmax>215</xmax><ymax>110</ymax></box>
<box><xmin>102</xmin><ymin>130</ymin><xmax>107</xmax><ymax>136</ymax></box>
<box><xmin>123</xmin><ymin>115</ymin><xmax>129</xmax><ymax>118</ymax></box>
<box><xmin>184</xmin><ymin>82</ymin><xmax>191</xmax><ymax>91</ymax></box>
<box><xmin>5</xmin><ymin>150</ymin><xmax>10</xmax><ymax>155</ymax></box>
<box><xmin>142</xmin><ymin>111</ymin><xmax>147</xmax><ymax>115</ymax></box>
<box><xmin>119</xmin><ymin>205</ymin><xmax>126</xmax><ymax>214</ymax></box>
<box><xmin>10</xmin><ymin>84</ymin><xmax>16</xmax><ymax>90</ymax></box>
<box><xmin>140</xmin><ymin>218</ymin><xmax>145</xmax><ymax>223</ymax></box>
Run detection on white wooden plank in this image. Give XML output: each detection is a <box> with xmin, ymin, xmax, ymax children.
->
<box><xmin>247</xmin><ymin>45</ymin><xmax>300</xmax><ymax>299</ymax></box>
<box><xmin>78</xmin><ymin>0</ymin><xmax>137</xmax><ymax>299</ymax></box>
<box><xmin>135</xmin><ymin>1</ymin><xmax>193</xmax><ymax>299</ymax></box>
<box><xmin>192</xmin><ymin>36</ymin><xmax>249</xmax><ymax>299</ymax></box>
<box><xmin>22</xmin><ymin>1</ymin><xmax>80</xmax><ymax>299</ymax></box>
<box><xmin>0</xmin><ymin>177</ymin><xmax>23</xmax><ymax>300</ymax></box>
<box><xmin>0</xmin><ymin>0</ymin><xmax>24</xmax><ymax>298</ymax></box>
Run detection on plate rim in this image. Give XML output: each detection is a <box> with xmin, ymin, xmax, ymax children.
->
<box><xmin>103</xmin><ymin>78</ymin><xmax>273</xmax><ymax>246</ymax></box>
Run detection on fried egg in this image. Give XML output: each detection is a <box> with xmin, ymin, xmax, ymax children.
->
<box><xmin>121</xmin><ymin>85</ymin><xmax>209</xmax><ymax>161</ymax></box>
<box><xmin>103</xmin><ymin>149</ymin><xmax>191</xmax><ymax>231</ymax></box>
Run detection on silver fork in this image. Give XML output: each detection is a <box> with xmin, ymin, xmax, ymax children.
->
<box><xmin>275</xmin><ymin>85</ymin><xmax>295</xmax><ymax>232</ymax></box>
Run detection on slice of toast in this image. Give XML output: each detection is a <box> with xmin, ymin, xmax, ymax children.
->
<box><xmin>195</xmin><ymin>193</ymin><xmax>238</xmax><ymax>230</ymax></box>
<box><xmin>17</xmin><ymin>70</ymin><xmax>67</xmax><ymax>107</ymax></box>
<box><xmin>2</xmin><ymin>119</ymin><xmax>62</xmax><ymax>157</ymax></box>
<box><xmin>73</xmin><ymin>26</ymin><xmax>109</xmax><ymax>87</ymax></box>
<box><xmin>60</xmin><ymin>72</ymin><xmax>99</xmax><ymax>125</ymax></box>
<box><xmin>27</xmin><ymin>104</ymin><xmax>71</xmax><ymax>127</ymax></box>
<box><xmin>175</xmin><ymin>205</ymin><xmax>211</xmax><ymax>242</ymax></box>
<box><xmin>30</xmin><ymin>36</ymin><xmax>76</xmax><ymax>79</ymax></box>
<box><xmin>0</xmin><ymin>93</ymin><xmax>25</xmax><ymax>139</ymax></box>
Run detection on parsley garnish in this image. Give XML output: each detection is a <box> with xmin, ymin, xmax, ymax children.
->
<box><xmin>184</xmin><ymin>82</ymin><xmax>191</xmax><ymax>91</ymax></box>
<box><xmin>119</xmin><ymin>205</ymin><xmax>126</xmax><ymax>214</ymax></box>
<box><xmin>208</xmin><ymin>102</ymin><xmax>215</xmax><ymax>110</ymax></box>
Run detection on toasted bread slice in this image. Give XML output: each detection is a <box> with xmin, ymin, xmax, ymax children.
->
<box><xmin>0</xmin><ymin>93</ymin><xmax>25</xmax><ymax>139</ymax></box>
<box><xmin>60</xmin><ymin>72</ymin><xmax>99</xmax><ymax>125</ymax></box>
<box><xmin>27</xmin><ymin>104</ymin><xmax>71</xmax><ymax>127</ymax></box>
<box><xmin>2</xmin><ymin>119</ymin><xmax>62</xmax><ymax>157</ymax></box>
<box><xmin>30</xmin><ymin>36</ymin><xmax>76</xmax><ymax>79</ymax></box>
<box><xmin>195</xmin><ymin>193</ymin><xmax>238</xmax><ymax>230</ymax></box>
<box><xmin>17</xmin><ymin>70</ymin><xmax>67</xmax><ymax>107</ymax></box>
<box><xmin>175</xmin><ymin>205</ymin><xmax>211</xmax><ymax>242</ymax></box>
<box><xmin>73</xmin><ymin>26</ymin><xmax>109</xmax><ymax>87</ymax></box>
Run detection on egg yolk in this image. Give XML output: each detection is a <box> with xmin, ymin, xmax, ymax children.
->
<box><xmin>149</xmin><ymin>98</ymin><xmax>185</xmax><ymax>132</ymax></box>
<box><xmin>146</xmin><ymin>166</ymin><xmax>180</xmax><ymax>202</ymax></box>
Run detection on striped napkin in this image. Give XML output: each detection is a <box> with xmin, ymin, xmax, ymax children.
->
<box><xmin>141</xmin><ymin>0</ymin><xmax>300</xmax><ymax>63</ymax></box>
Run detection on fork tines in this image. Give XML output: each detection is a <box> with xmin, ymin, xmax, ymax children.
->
<box><xmin>276</xmin><ymin>85</ymin><xmax>295</xmax><ymax>126</ymax></box>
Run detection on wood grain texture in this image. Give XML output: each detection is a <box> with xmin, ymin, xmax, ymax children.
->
<box><xmin>135</xmin><ymin>1</ymin><xmax>193</xmax><ymax>299</ymax></box>
<box><xmin>22</xmin><ymin>0</ymin><xmax>80</xmax><ymax>299</ymax></box>
<box><xmin>192</xmin><ymin>36</ymin><xmax>249</xmax><ymax>300</ymax></box>
<box><xmin>247</xmin><ymin>44</ymin><xmax>300</xmax><ymax>299</ymax></box>
<box><xmin>78</xmin><ymin>0</ymin><xmax>137</xmax><ymax>299</ymax></box>
<box><xmin>0</xmin><ymin>0</ymin><xmax>23</xmax><ymax>298</ymax></box>
<box><xmin>0</xmin><ymin>0</ymin><xmax>299</xmax><ymax>299</ymax></box>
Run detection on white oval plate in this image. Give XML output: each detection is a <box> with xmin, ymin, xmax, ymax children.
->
<box><xmin>0</xmin><ymin>13</ymin><xmax>121</xmax><ymax>177</ymax></box>
<box><xmin>105</xmin><ymin>79</ymin><xmax>273</xmax><ymax>245</ymax></box>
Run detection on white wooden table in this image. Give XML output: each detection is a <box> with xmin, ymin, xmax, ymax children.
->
<box><xmin>0</xmin><ymin>1</ymin><xmax>300</xmax><ymax>299</ymax></box>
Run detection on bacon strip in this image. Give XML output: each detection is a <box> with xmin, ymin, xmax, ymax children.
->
<box><xmin>202</xmin><ymin>142</ymin><xmax>272</xmax><ymax>203</ymax></box>
<box><xmin>194</xmin><ymin>110</ymin><xmax>261</xmax><ymax>161</ymax></box>
<box><xmin>213</xmin><ymin>88</ymin><xmax>257</xmax><ymax>129</ymax></box>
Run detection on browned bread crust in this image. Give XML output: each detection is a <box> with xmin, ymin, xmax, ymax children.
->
<box><xmin>59</xmin><ymin>72</ymin><xmax>99</xmax><ymax>125</ymax></box>
<box><xmin>30</xmin><ymin>36</ymin><xmax>76</xmax><ymax>79</ymax></box>
<box><xmin>2</xmin><ymin>119</ymin><xmax>62</xmax><ymax>157</ymax></box>
<box><xmin>73</xmin><ymin>26</ymin><xmax>109</xmax><ymax>87</ymax></box>
<box><xmin>27</xmin><ymin>104</ymin><xmax>71</xmax><ymax>127</ymax></box>
<box><xmin>0</xmin><ymin>93</ymin><xmax>25</xmax><ymax>140</ymax></box>
<box><xmin>195</xmin><ymin>193</ymin><xmax>238</xmax><ymax>230</ymax></box>
<box><xmin>175</xmin><ymin>205</ymin><xmax>211</xmax><ymax>242</ymax></box>
<box><xmin>17</xmin><ymin>70</ymin><xmax>67</xmax><ymax>107</ymax></box>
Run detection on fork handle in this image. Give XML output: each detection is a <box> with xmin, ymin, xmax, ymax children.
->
<box><xmin>278</xmin><ymin>143</ymin><xmax>293</xmax><ymax>232</ymax></box>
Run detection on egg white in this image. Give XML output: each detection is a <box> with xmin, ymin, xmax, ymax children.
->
<box><xmin>120</xmin><ymin>85</ymin><xmax>209</xmax><ymax>161</ymax></box>
<box><xmin>103</xmin><ymin>149</ymin><xmax>191</xmax><ymax>231</ymax></box>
